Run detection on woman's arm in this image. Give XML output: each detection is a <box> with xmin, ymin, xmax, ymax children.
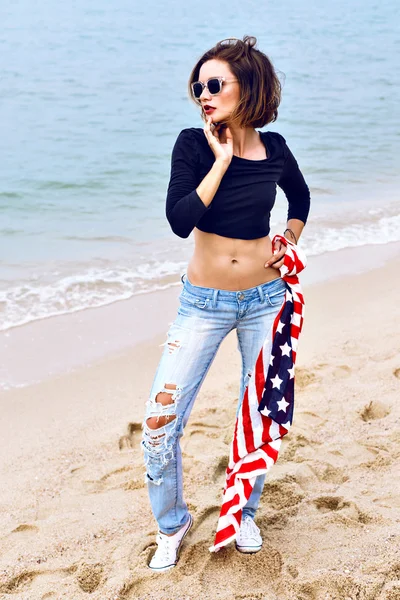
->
<box><xmin>165</xmin><ymin>129</ymin><xmax>228</xmax><ymax>238</ymax></box>
<box><xmin>265</xmin><ymin>141</ymin><xmax>310</xmax><ymax>268</ymax></box>
<box><xmin>277</xmin><ymin>145</ymin><xmax>311</xmax><ymax>231</ymax></box>
<box><xmin>284</xmin><ymin>218</ymin><xmax>305</xmax><ymax>245</ymax></box>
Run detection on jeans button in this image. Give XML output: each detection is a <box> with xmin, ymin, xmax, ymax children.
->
<box><xmin>238</xmin><ymin>292</ymin><xmax>245</xmax><ymax>300</ymax></box>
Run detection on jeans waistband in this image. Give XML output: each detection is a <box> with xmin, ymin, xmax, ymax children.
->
<box><xmin>180</xmin><ymin>272</ymin><xmax>286</xmax><ymax>302</ymax></box>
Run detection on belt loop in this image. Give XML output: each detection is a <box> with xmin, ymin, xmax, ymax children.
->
<box><xmin>212</xmin><ymin>289</ymin><xmax>218</xmax><ymax>309</ymax></box>
<box><xmin>257</xmin><ymin>284</ymin><xmax>265</xmax><ymax>303</ymax></box>
<box><xmin>181</xmin><ymin>273</ymin><xmax>186</xmax><ymax>283</ymax></box>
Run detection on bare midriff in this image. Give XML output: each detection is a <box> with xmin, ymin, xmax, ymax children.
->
<box><xmin>186</xmin><ymin>228</ymin><xmax>280</xmax><ymax>291</ymax></box>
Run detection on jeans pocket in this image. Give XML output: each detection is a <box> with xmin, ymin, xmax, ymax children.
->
<box><xmin>265</xmin><ymin>287</ymin><xmax>286</xmax><ymax>307</ymax></box>
<box><xmin>179</xmin><ymin>289</ymin><xmax>209</xmax><ymax>310</ymax></box>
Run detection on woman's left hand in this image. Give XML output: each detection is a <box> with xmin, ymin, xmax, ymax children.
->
<box><xmin>264</xmin><ymin>240</ymin><xmax>287</xmax><ymax>269</ymax></box>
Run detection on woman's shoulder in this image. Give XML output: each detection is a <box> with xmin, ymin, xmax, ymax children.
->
<box><xmin>175</xmin><ymin>127</ymin><xmax>204</xmax><ymax>142</ymax></box>
<box><xmin>175</xmin><ymin>127</ymin><xmax>212</xmax><ymax>160</ymax></box>
<box><xmin>173</xmin><ymin>127</ymin><xmax>203</xmax><ymax>147</ymax></box>
<box><xmin>260</xmin><ymin>130</ymin><xmax>288</xmax><ymax>159</ymax></box>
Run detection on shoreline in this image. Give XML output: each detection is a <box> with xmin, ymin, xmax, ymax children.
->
<box><xmin>1</xmin><ymin>239</ymin><xmax>400</xmax><ymax>392</ymax></box>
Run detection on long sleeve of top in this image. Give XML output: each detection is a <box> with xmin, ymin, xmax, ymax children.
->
<box><xmin>277</xmin><ymin>143</ymin><xmax>310</xmax><ymax>224</ymax></box>
<box><xmin>165</xmin><ymin>127</ymin><xmax>311</xmax><ymax>240</ymax></box>
<box><xmin>165</xmin><ymin>129</ymin><xmax>209</xmax><ymax>238</ymax></box>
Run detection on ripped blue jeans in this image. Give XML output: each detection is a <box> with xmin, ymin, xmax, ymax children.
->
<box><xmin>141</xmin><ymin>272</ymin><xmax>287</xmax><ymax>535</ymax></box>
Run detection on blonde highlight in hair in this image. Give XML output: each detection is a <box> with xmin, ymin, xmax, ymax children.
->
<box><xmin>188</xmin><ymin>35</ymin><xmax>284</xmax><ymax>128</ymax></box>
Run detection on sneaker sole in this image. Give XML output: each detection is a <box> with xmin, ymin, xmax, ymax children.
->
<box><xmin>235</xmin><ymin>543</ymin><xmax>262</xmax><ymax>554</ymax></box>
<box><xmin>148</xmin><ymin>513</ymin><xmax>194</xmax><ymax>572</ymax></box>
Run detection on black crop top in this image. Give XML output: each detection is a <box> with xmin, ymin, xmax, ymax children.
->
<box><xmin>165</xmin><ymin>127</ymin><xmax>310</xmax><ymax>239</ymax></box>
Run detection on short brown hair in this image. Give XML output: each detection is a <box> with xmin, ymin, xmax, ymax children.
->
<box><xmin>188</xmin><ymin>35</ymin><xmax>283</xmax><ymax>129</ymax></box>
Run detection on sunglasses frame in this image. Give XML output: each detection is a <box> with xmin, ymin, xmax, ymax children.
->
<box><xmin>191</xmin><ymin>76</ymin><xmax>238</xmax><ymax>101</ymax></box>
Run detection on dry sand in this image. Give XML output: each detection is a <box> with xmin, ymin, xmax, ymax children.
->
<box><xmin>0</xmin><ymin>245</ymin><xmax>399</xmax><ymax>600</ymax></box>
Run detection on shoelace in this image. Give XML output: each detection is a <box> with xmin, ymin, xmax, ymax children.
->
<box><xmin>239</xmin><ymin>517</ymin><xmax>260</xmax><ymax>540</ymax></box>
<box><xmin>155</xmin><ymin>533</ymin><xmax>176</xmax><ymax>562</ymax></box>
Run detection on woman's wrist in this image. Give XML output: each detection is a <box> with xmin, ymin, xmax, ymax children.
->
<box><xmin>283</xmin><ymin>228</ymin><xmax>298</xmax><ymax>245</ymax></box>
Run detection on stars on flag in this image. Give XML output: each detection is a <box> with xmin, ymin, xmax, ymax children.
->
<box><xmin>277</xmin><ymin>397</ymin><xmax>290</xmax><ymax>412</ymax></box>
<box><xmin>276</xmin><ymin>320</ymin><xmax>285</xmax><ymax>334</ymax></box>
<box><xmin>258</xmin><ymin>276</ymin><xmax>303</xmax><ymax>428</ymax></box>
<box><xmin>260</xmin><ymin>407</ymin><xmax>271</xmax><ymax>417</ymax></box>
<box><xmin>271</xmin><ymin>374</ymin><xmax>283</xmax><ymax>389</ymax></box>
<box><xmin>280</xmin><ymin>342</ymin><xmax>291</xmax><ymax>357</ymax></box>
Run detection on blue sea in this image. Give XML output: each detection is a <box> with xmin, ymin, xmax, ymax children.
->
<box><xmin>1</xmin><ymin>0</ymin><xmax>399</xmax><ymax>331</ymax></box>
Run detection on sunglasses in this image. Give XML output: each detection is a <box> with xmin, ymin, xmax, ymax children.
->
<box><xmin>191</xmin><ymin>76</ymin><xmax>238</xmax><ymax>100</ymax></box>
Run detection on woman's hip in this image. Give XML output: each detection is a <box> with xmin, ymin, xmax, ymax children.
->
<box><xmin>179</xmin><ymin>272</ymin><xmax>287</xmax><ymax>313</ymax></box>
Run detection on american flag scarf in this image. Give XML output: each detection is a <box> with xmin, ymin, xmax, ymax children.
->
<box><xmin>208</xmin><ymin>234</ymin><xmax>307</xmax><ymax>553</ymax></box>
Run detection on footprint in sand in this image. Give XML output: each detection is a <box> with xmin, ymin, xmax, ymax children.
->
<box><xmin>82</xmin><ymin>464</ymin><xmax>144</xmax><ymax>494</ymax></box>
<box><xmin>294</xmin><ymin>572</ymin><xmax>383</xmax><ymax>600</ymax></box>
<box><xmin>296</xmin><ymin>363</ymin><xmax>352</xmax><ymax>389</ymax></box>
<box><xmin>0</xmin><ymin>570</ymin><xmax>39</xmax><ymax>594</ymax></box>
<box><xmin>181</xmin><ymin>428</ymin><xmax>219</xmax><ymax>458</ymax></box>
<box><xmin>312</xmin><ymin>495</ymin><xmax>376</xmax><ymax>525</ymax></box>
<box><xmin>197</xmin><ymin>541</ymin><xmax>283</xmax><ymax>594</ymax></box>
<box><xmin>119</xmin><ymin>421</ymin><xmax>142</xmax><ymax>450</ymax></box>
<box><xmin>76</xmin><ymin>562</ymin><xmax>105</xmax><ymax>593</ymax></box>
<box><xmin>308</xmin><ymin>462</ymin><xmax>350</xmax><ymax>485</ymax></box>
<box><xmin>292</xmin><ymin>461</ymin><xmax>349</xmax><ymax>491</ymax></box>
<box><xmin>313</xmin><ymin>494</ymin><xmax>350</xmax><ymax>512</ymax></box>
<box><xmin>295</xmin><ymin>410</ymin><xmax>328</xmax><ymax>427</ymax></box>
<box><xmin>211</xmin><ymin>454</ymin><xmax>229</xmax><ymax>483</ymax></box>
<box><xmin>0</xmin><ymin>565</ymin><xmax>78</xmax><ymax>596</ymax></box>
<box><xmin>332</xmin><ymin>364</ymin><xmax>351</xmax><ymax>378</ymax></box>
<box><xmin>280</xmin><ymin>432</ymin><xmax>323</xmax><ymax>463</ymax></box>
<box><xmin>359</xmin><ymin>400</ymin><xmax>391</xmax><ymax>422</ymax></box>
<box><xmin>357</xmin><ymin>441</ymin><xmax>393</xmax><ymax>470</ymax></box>
<box><xmin>294</xmin><ymin>367</ymin><xmax>319</xmax><ymax>389</ymax></box>
<box><xmin>179</xmin><ymin>528</ymin><xmax>283</xmax><ymax>595</ymax></box>
<box><xmin>262</xmin><ymin>474</ymin><xmax>305</xmax><ymax>511</ymax></box>
<box><xmin>194</xmin><ymin>405</ymin><xmax>233</xmax><ymax>426</ymax></box>
<box><xmin>11</xmin><ymin>524</ymin><xmax>39</xmax><ymax>534</ymax></box>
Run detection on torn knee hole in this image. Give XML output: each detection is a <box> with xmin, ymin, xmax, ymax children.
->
<box><xmin>146</xmin><ymin>413</ymin><xmax>177</xmax><ymax>430</ymax></box>
<box><xmin>145</xmin><ymin>383</ymin><xmax>182</xmax><ymax>430</ymax></box>
<box><xmin>155</xmin><ymin>384</ymin><xmax>177</xmax><ymax>405</ymax></box>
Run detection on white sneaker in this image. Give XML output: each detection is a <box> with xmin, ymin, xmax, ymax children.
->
<box><xmin>148</xmin><ymin>513</ymin><xmax>193</xmax><ymax>572</ymax></box>
<box><xmin>235</xmin><ymin>515</ymin><xmax>263</xmax><ymax>553</ymax></box>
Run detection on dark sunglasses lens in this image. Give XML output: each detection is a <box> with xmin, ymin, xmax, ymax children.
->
<box><xmin>208</xmin><ymin>78</ymin><xmax>221</xmax><ymax>94</ymax></box>
<box><xmin>192</xmin><ymin>82</ymin><xmax>203</xmax><ymax>98</ymax></box>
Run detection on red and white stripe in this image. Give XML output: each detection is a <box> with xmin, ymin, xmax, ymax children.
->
<box><xmin>208</xmin><ymin>235</ymin><xmax>307</xmax><ymax>553</ymax></box>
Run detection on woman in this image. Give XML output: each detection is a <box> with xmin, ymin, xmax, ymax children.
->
<box><xmin>141</xmin><ymin>35</ymin><xmax>310</xmax><ymax>572</ymax></box>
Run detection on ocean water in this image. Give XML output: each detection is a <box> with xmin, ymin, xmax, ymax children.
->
<box><xmin>1</xmin><ymin>0</ymin><xmax>399</xmax><ymax>331</ymax></box>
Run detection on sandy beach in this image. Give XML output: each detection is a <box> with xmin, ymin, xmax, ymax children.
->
<box><xmin>1</xmin><ymin>243</ymin><xmax>400</xmax><ymax>600</ymax></box>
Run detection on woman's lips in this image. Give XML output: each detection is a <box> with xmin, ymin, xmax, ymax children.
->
<box><xmin>204</xmin><ymin>107</ymin><xmax>216</xmax><ymax>114</ymax></box>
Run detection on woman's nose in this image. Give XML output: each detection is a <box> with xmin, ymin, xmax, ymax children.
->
<box><xmin>199</xmin><ymin>87</ymin><xmax>211</xmax><ymax>101</ymax></box>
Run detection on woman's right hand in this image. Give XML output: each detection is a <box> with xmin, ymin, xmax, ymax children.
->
<box><xmin>203</xmin><ymin>115</ymin><xmax>233</xmax><ymax>167</ymax></box>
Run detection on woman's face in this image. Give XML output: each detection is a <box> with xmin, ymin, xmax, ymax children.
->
<box><xmin>197</xmin><ymin>59</ymin><xmax>240</xmax><ymax>125</ymax></box>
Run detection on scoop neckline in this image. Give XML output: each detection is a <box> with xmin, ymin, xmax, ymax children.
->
<box><xmin>231</xmin><ymin>131</ymin><xmax>270</xmax><ymax>162</ymax></box>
